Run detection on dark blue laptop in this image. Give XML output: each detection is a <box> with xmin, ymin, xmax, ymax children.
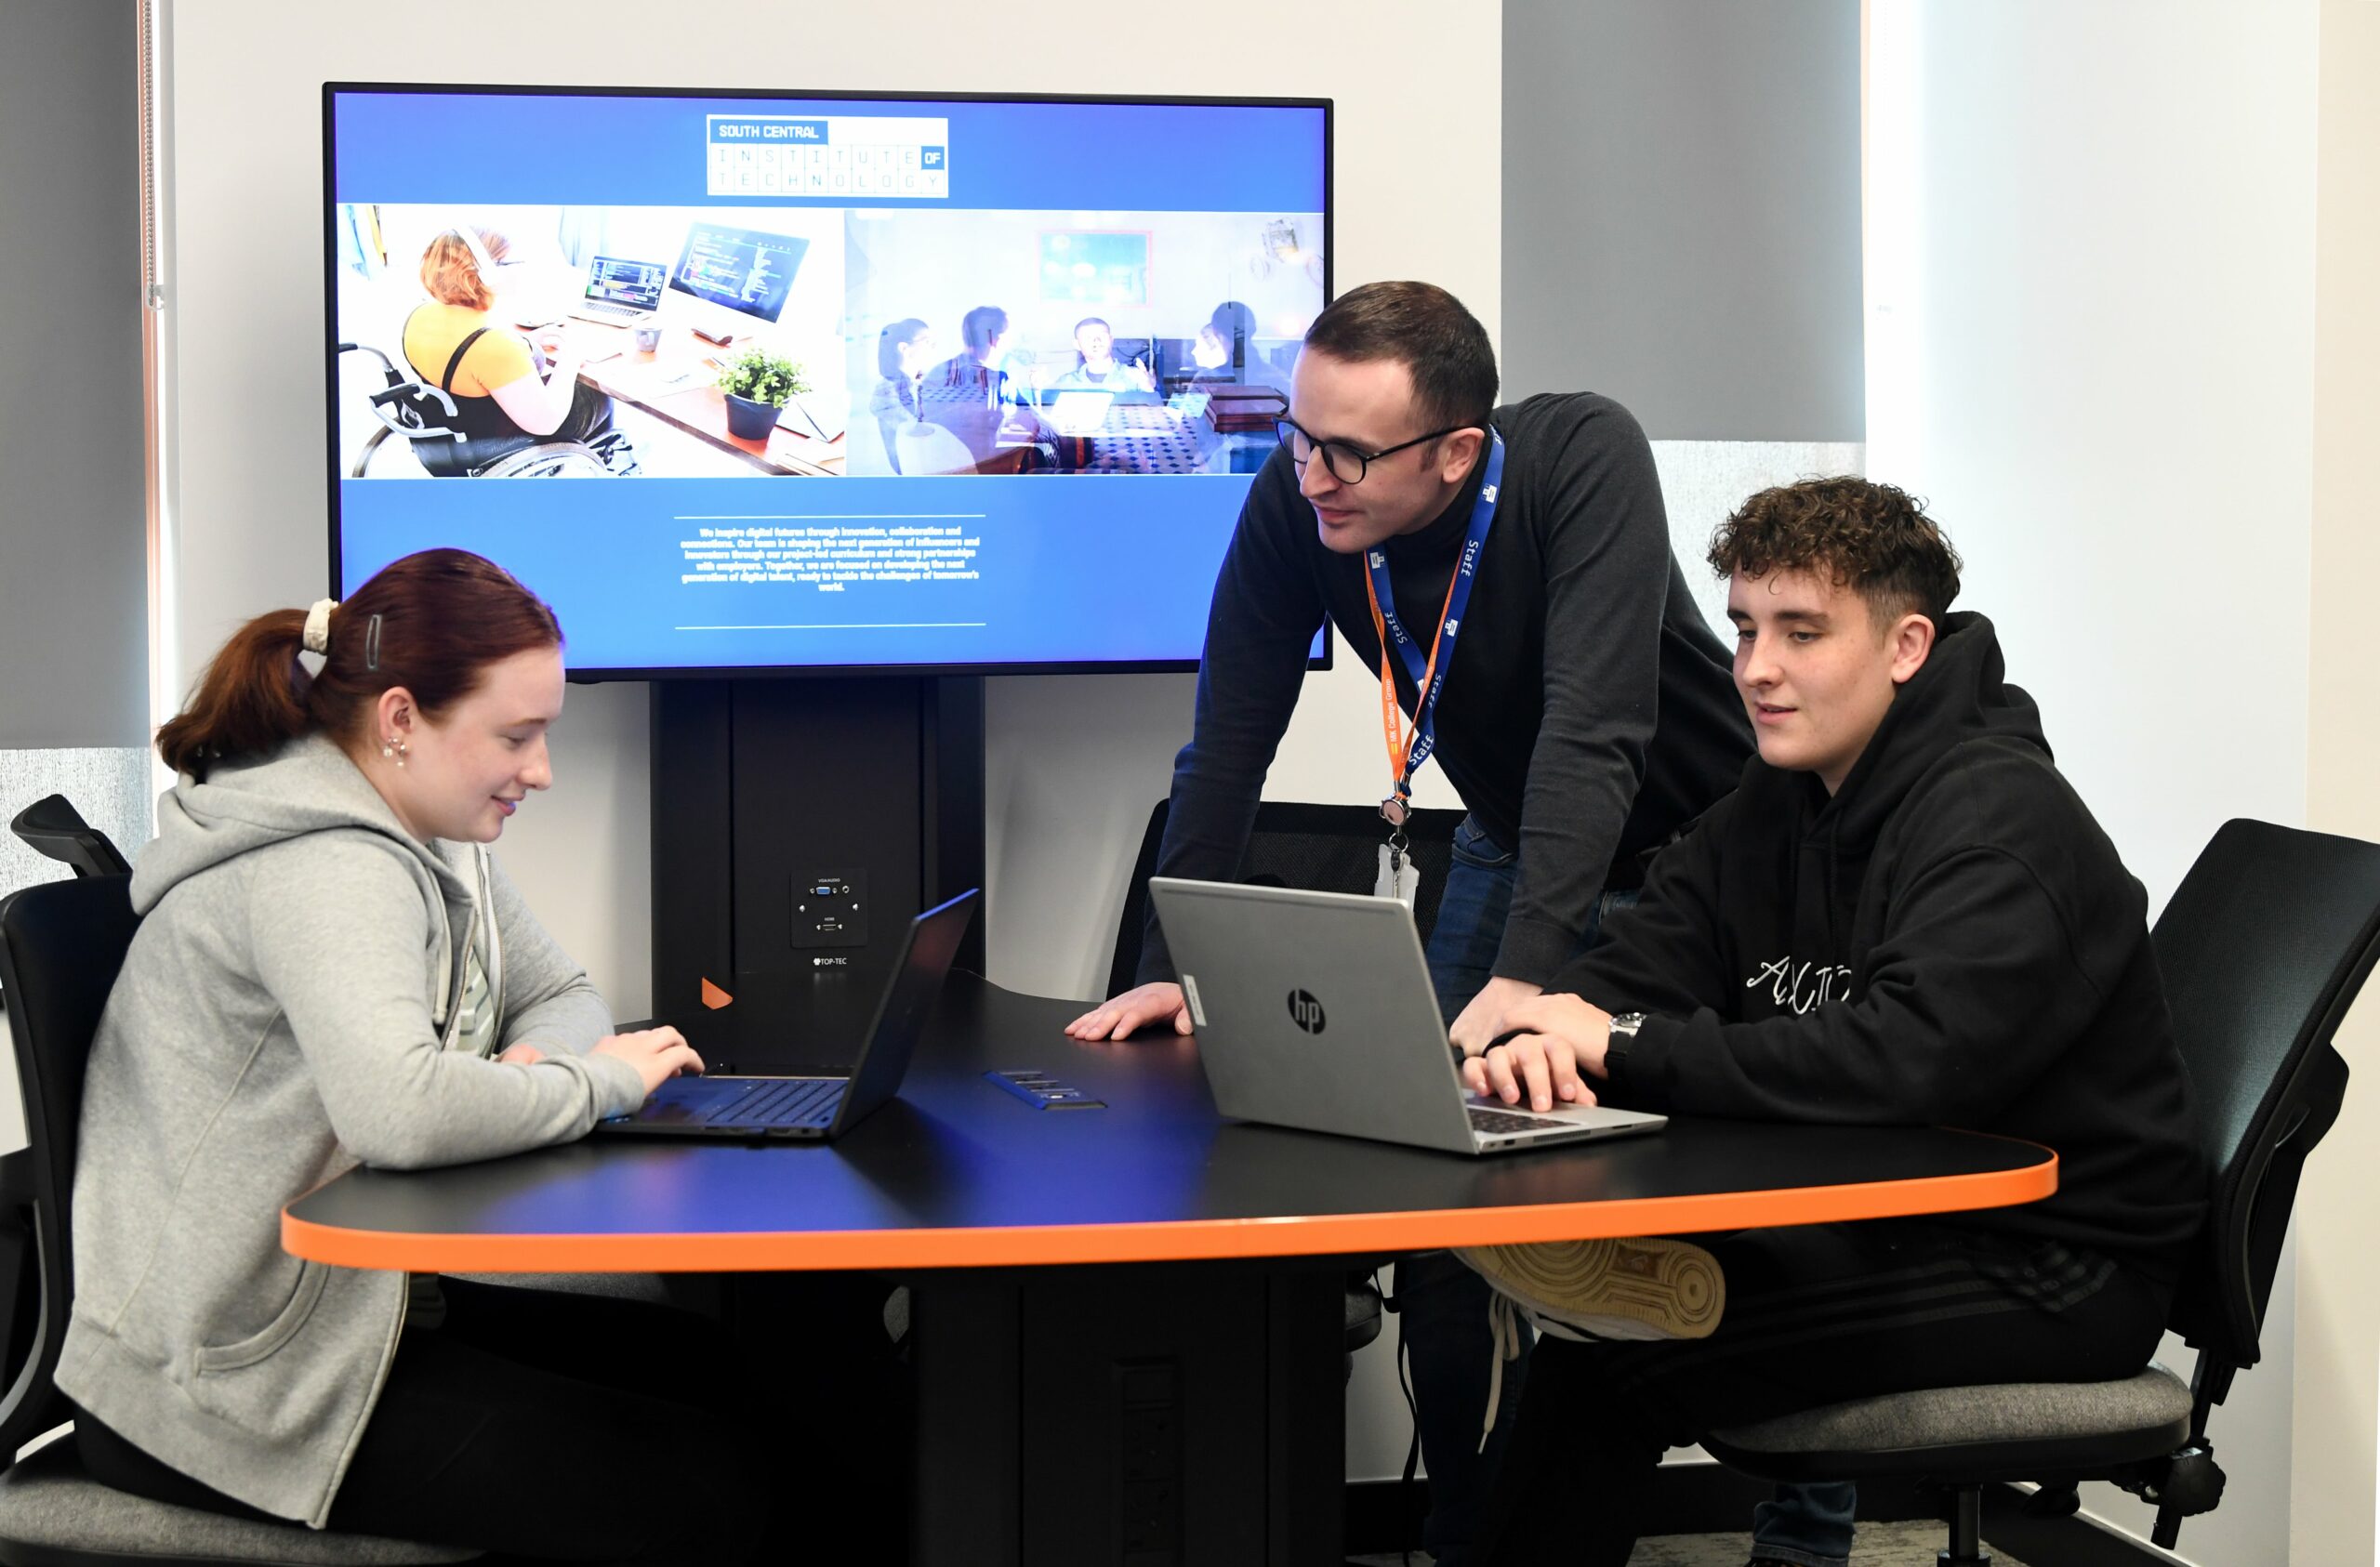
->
<box><xmin>595</xmin><ymin>889</ymin><xmax>976</xmax><ymax>1141</ymax></box>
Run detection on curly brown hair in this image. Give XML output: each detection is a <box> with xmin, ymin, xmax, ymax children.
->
<box><xmin>1708</xmin><ymin>477</ymin><xmax>1963</xmax><ymax>627</ymax></box>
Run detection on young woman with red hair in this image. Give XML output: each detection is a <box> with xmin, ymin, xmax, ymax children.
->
<box><xmin>55</xmin><ymin>548</ymin><xmax>816</xmax><ymax>1563</ymax></box>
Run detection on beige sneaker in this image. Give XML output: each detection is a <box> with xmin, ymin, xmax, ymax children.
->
<box><xmin>1455</xmin><ymin>1236</ymin><xmax>1726</xmax><ymax>1342</ymax></box>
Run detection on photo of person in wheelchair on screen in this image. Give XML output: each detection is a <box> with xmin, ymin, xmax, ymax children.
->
<box><xmin>337</xmin><ymin>220</ymin><xmax>640</xmax><ymax>480</ymax></box>
<box><xmin>391</xmin><ymin>226</ymin><xmax>630</xmax><ymax>476</ymax></box>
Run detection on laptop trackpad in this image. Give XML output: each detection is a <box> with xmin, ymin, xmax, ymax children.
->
<box><xmin>632</xmin><ymin>1076</ymin><xmax>750</xmax><ymax>1125</ymax></box>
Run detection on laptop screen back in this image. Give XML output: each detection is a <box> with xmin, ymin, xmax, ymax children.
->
<box><xmin>829</xmin><ymin>889</ymin><xmax>978</xmax><ymax>1133</ymax></box>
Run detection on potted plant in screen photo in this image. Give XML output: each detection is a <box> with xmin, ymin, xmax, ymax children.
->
<box><xmin>718</xmin><ymin>347</ymin><xmax>810</xmax><ymax>441</ymax></box>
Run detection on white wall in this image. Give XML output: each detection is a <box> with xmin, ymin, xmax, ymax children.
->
<box><xmin>161</xmin><ymin>0</ymin><xmax>1495</xmax><ymax>1486</ymax></box>
<box><xmin>1864</xmin><ymin>2</ymin><xmax>2320</xmax><ymax>1560</ymax></box>
<box><xmin>2291</xmin><ymin>1</ymin><xmax>2380</xmax><ymax>1560</ymax></box>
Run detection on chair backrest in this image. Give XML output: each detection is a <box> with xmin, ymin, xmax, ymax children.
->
<box><xmin>2154</xmin><ymin>819</ymin><xmax>2380</xmax><ymax>1370</ymax></box>
<box><xmin>7</xmin><ymin>797</ymin><xmax>130</xmax><ymax>879</ymax></box>
<box><xmin>1107</xmin><ymin>800</ymin><xmax>1465</xmax><ymax>999</ymax></box>
<box><xmin>0</xmin><ymin>875</ymin><xmax>139</xmax><ymax>1454</ymax></box>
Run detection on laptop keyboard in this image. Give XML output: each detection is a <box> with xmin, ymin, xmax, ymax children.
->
<box><xmin>703</xmin><ymin>1077</ymin><xmax>844</xmax><ymax>1127</ymax></box>
<box><xmin>577</xmin><ymin>299</ymin><xmax>650</xmax><ymax>321</ymax></box>
<box><xmin>1469</xmin><ymin>1106</ymin><xmax>1579</xmax><ymax>1137</ymax></box>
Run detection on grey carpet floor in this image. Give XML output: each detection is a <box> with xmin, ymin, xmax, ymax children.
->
<box><xmin>1352</xmin><ymin>1521</ymin><xmax>2030</xmax><ymax>1565</ymax></box>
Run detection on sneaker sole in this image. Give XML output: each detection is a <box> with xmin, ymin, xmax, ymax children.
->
<box><xmin>1456</xmin><ymin>1236</ymin><xmax>1726</xmax><ymax>1340</ymax></box>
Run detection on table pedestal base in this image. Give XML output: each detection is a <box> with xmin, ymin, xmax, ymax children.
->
<box><xmin>911</xmin><ymin>1261</ymin><xmax>1349</xmax><ymax>1566</ymax></box>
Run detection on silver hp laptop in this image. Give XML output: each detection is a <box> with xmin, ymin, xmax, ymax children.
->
<box><xmin>1148</xmin><ymin>878</ymin><xmax>1665</xmax><ymax>1155</ymax></box>
<box><xmin>594</xmin><ymin>889</ymin><xmax>975</xmax><ymax>1141</ymax></box>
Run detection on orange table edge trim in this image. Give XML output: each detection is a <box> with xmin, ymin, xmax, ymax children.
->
<box><xmin>282</xmin><ymin>1152</ymin><xmax>2056</xmax><ymax>1274</ymax></box>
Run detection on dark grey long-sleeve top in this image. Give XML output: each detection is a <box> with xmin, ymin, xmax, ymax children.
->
<box><xmin>1137</xmin><ymin>391</ymin><xmax>1753</xmax><ymax>988</ymax></box>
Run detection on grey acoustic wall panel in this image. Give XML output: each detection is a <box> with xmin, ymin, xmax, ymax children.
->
<box><xmin>1504</xmin><ymin>0</ymin><xmax>1864</xmax><ymax>441</ymax></box>
<box><xmin>0</xmin><ymin>0</ymin><xmax>147</xmax><ymax>748</ymax></box>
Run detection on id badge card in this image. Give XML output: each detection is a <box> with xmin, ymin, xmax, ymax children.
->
<box><xmin>1374</xmin><ymin>841</ymin><xmax>1421</xmax><ymax>911</ymax></box>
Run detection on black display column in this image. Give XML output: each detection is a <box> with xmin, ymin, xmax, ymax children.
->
<box><xmin>649</xmin><ymin>676</ymin><xmax>985</xmax><ymax>1052</ymax></box>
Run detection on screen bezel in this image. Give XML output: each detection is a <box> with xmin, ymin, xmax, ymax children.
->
<box><xmin>323</xmin><ymin>80</ymin><xmax>1335</xmax><ymax>683</ymax></box>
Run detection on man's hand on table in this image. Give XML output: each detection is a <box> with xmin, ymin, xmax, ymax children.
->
<box><xmin>1461</xmin><ymin>994</ymin><xmax>1615</xmax><ymax>1113</ymax></box>
<box><xmin>1448</xmin><ymin>974</ymin><xmax>1543</xmax><ymax>1057</ymax></box>
<box><xmin>1066</xmin><ymin>982</ymin><xmax>1192</xmax><ymax>1041</ymax></box>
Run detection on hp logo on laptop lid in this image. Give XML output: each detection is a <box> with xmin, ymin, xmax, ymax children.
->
<box><xmin>1287</xmin><ymin>990</ymin><xmax>1327</xmax><ymax>1034</ymax></box>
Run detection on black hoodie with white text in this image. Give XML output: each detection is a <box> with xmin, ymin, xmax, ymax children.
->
<box><xmin>1553</xmin><ymin>612</ymin><xmax>2205</xmax><ymax>1278</ymax></box>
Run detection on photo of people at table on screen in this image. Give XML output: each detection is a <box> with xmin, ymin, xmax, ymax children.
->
<box><xmin>330</xmin><ymin>201</ymin><xmax>1323</xmax><ymax>481</ymax></box>
<box><xmin>840</xmin><ymin>206</ymin><xmax>1323</xmax><ymax>476</ymax></box>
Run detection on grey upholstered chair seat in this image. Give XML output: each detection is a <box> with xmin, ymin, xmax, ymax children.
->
<box><xmin>0</xmin><ymin>1438</ymin><xmax>479</xmax><ymax>1566</ymax></box>
<box><xmin>1705</xmin><ymin>1363</ymin><xmax>2192</xmax><ymax>1481</ymax></box>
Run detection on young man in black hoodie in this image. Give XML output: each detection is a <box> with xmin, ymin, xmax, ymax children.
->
<box><xmin>1462</xmin><ymin>478</ymin><xmax>2205</xmax><ymax>1567</ymax></box>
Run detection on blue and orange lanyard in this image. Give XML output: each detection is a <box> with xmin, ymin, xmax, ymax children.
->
<box><xmin>1363</xmin><ymin>430</ymin><xmax>1504</xmax><ymax>838</ymax></box>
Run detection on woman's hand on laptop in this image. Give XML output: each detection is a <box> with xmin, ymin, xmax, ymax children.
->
<box><xmin>591</xmin><ymin>1027</ymin><xmax>707</xmax><ymax>1098</ymax></box>
<box><xmin>1065</xmin><ymin>982</ymin><xmax>1193</xmax><ymax>1042</ymax></box>
<box><xmin>1461</xmin><ymin>994</ymin><xmax>1614</xmax><ymax>1113</ymax></box>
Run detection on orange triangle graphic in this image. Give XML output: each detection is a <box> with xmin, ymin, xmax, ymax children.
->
<box><xmin>700</xmin><ymin>977</ymin><xmax>734</xmax><ymax>1010</ymax></box>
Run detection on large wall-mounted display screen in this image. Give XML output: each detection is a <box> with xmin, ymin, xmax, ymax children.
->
<box><xmin>325</xmin><ymin>85</ymin><xmax>1331</xmax><ymax>677</ymax></box>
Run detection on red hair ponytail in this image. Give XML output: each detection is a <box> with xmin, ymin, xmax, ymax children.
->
<box><xmin>157</xmin><ymin>550</ymin><xmax>562</xmax><ymax>779</ymax></box>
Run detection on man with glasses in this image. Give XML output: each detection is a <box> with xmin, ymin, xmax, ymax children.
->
<box><xmin>1067</xmin><ymin>281</ymin><xmax>1767</xmax><ymax>1564</ymax></box>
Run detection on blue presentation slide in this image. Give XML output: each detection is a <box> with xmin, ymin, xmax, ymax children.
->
<box><xmin>328</xmin><ymin>88</ymin><xmax>1330</xmax><ymax>673</ymax></box>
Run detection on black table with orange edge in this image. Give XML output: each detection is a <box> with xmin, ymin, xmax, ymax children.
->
<box><xmin>284</xmin><ymin>975</ymin><xmax>2056</xmax><ymax>1567</ymax></box>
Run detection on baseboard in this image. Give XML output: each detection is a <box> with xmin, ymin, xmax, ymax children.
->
<box><xmin>1343</xmin><ymin>1470</ymin><xmax>2178</xmax><ymax>1565</ymax></box>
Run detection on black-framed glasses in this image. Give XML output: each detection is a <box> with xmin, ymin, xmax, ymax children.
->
<box><xmin>1274</xmin><ymin>417</ymin><xmax>1470</xmax><ymax>485</ymax></box>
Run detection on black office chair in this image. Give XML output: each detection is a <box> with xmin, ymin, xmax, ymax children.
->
<box><xmin>6</xmin><ymin>799</ymin><xmax>129</xmax><ymax>882</ymax></box>
<box><xmin>0</xmin><ymin>872</ymin><xmax>477</xmax><ymax>1562</ymax></box>
<box><xmin>1106</xmin><ymin>798</ymin><xmax>1466</xmax><ymax>1002</ymax></box>
<box><xmin>1702</xmin><ymin>819</ymin><xmax>2377</xmax><ymax>1564</ymax></box>
<box><xmin>0</xmin><ymin>795</ymin><xmax>130</xmax><ymax>1052</ymax></box>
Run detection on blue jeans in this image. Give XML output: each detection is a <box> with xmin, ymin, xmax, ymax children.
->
<box><xmin>1750</xmin><ymin>1481</ymin><xmax>1862</xmax><ymax>1567</ymax></box>
<box><xmin>1409</xmin><ymin>815</ymin><xmax>1858</xmax><ymax>1567</ymax></box>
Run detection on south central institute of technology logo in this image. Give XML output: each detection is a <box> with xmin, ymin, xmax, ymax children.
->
<box><xmin>1287</xmin><ymin>989</ymin><xmax>1327</xmax><ymax>1034</ymax></box>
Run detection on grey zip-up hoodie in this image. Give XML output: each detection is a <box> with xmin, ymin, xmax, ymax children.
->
<box><xmin>55</xmin><ymin>733</ymin><xmax>647</xmax><ymax>1526</ymax></box>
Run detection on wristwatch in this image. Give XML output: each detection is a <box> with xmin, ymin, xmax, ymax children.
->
<box><xmin>1606</xmin><ymin>1012</ymin><xmax>1647</xmax><ymax>1045</ymax></box>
